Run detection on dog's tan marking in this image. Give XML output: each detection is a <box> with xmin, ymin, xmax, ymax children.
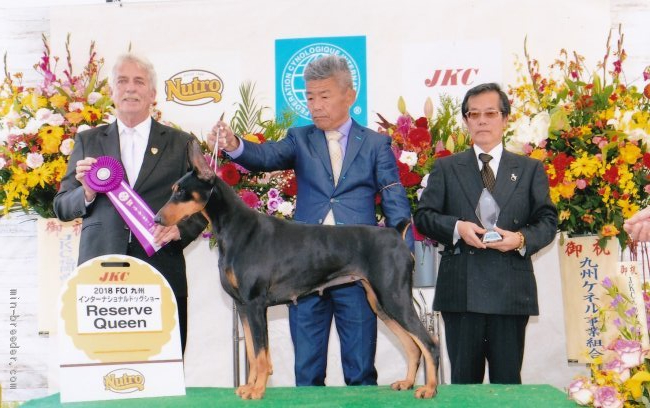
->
<box><xmin>225</xmin><ymin>268</ymin><xmax>239</xmax><ymax>290</ymax></box>
<box><xmin>409</xmin><ymin>335</ymin><xmax>438</xmax><ymax>398</ymax></box>
<box><xmin>383</xmin><ymin>320</ymin><xmax>421</xmax><ymax>391</ymax></box>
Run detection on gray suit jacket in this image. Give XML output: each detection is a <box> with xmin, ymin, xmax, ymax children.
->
<box><xmin>414</xmin><ymin>148</ymin><xmax>557</xmax><ymax>315</ymax></box>
<box><xmin>53</xmin><ymin>120</ymin><xmax>207</xmax><ymax>296</ymax></box>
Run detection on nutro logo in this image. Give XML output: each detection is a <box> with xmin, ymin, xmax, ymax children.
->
<box><xmin>165</xmin><ymin>70</ymin><xmax>223</xmax><ymax>106</ymax></box>
<box><xmin>104</xmin><ymin>368</ymin><xmax>145</xmax><ymax>393</ymax></box>
<box><xmin>424</xmin><ymin>68</ymin><xmax>479</xmax><ymax>87</ymax></box>
<box><xmin>280</xmin><ymin>43</ymin><xmax>361</xmax><ymax>121</ymax></box>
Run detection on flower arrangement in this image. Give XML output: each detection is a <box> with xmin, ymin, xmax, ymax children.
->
<box><xmin>0</xmin><ymin>35</ymin><xmax>113</xmax><ymax>218</ymax></box>
<box><xmin>567</xmin><ymin>277</ymin><xmax>650</xmax><ymax>407</ymax></box>
<box><xmin>209</xmin><ymin>82</ymin><xmax>297</xmax><ymax>220</ymax></box>
<box><xmin>376</xmin><ymin>95</ymin><xmax>470</xmax><ymax>222</ymax></box>
<box><xmin>505</xmin><ymin>26</ymin><xmax>650</xmax><ymax>249</ymax></box>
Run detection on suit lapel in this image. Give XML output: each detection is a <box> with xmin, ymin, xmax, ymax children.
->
<box><xmin>339</xmin><ymin>121</ymin><xmax>365</xmax><ymax>184</ymax></box>
<box><xmin>453</xmin><ymin>149</ymin><xmax>484</xmax><ymax>207</ymax></box>
<box><xmin>493</xmin><ymin>150</ymin><xmax>520</xmax><ymax>209</ymax></box>
<box><xmin>307</xmin><ymin>127</ymin><xmax>335</xmax><ymax>182</ymax></box>
<box><xmin>100</xmin><ymin>121</ymin><xmax>121</xmax><ymax>160</ymax></box>
<box><xmin>134</xmin><ymin>120</ymin><xmax>169</xmax><ymax>190</ymax></box>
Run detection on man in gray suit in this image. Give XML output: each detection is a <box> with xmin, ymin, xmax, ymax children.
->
<box><xmin>414</xmin><ymin>83</ymin><xmax>557</xmax><ymax>384</ymax></box>
<box><xmin>53</xmin><ymin>54</ymin><xmax>207</xmax><ymax>353</ymax></box>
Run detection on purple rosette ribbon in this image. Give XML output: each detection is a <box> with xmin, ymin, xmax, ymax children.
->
<box><xmin>86</xmin><ymin>156</ymin><xmax>161</xmax><ymax>256</ymax></box>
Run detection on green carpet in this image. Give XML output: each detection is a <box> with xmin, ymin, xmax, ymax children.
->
<box><xmin>21</xmin><ymin>385</ymin><xmax>577</xmax><ymax>407</ymax></box>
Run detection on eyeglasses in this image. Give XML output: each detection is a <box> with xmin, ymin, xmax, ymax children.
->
<box><xmin>464</xmin><ymin>110</ymin><xmax>502</xmax><ymax>120</ymax></box>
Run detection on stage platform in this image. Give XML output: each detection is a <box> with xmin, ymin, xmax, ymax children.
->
<box><xmin>22</xmin><ymin>384</ymin><xmax>576</xmax><ymax>407</ymax></box>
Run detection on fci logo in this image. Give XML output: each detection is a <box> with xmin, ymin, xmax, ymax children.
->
<box><xmin>165</xmin><ymin>70</ymin><xmax>223</xmax><ymax>106</ymax></box>
<box><xmin>280</xmin><ymin>43</ymin><xmax>361</xmax><ymax>121</ymax></box>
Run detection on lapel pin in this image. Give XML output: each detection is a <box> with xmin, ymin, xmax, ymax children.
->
<box><xmin>151</xmin><ymin>147</ymin><xmax>158</xmax><ymax>155</ymax></box>
<box><xmin>511</xmin><ymin>173</ymin><xmax>517</xmax><ymax>182</ymax></box>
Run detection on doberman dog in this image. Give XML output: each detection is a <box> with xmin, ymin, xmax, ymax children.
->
<box><xmin>154</xmin><ymin>139</ymin><xmax>439</xmax><ymax>400</ymax></box>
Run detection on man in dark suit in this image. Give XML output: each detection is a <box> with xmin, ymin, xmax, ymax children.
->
<box><xmin>53</xmin><ymin>54</ymin><xmax>207</xmax><ymax>353</ymax></box>
<box><xmin>208</xmin><ymin>55</ymin><xmax>413</xmax><ymax>386</ymax></box>
<box><xmin>414</xmin><ymin>83</ymin><xmax>557</xmax><ymax>384</ymax></box>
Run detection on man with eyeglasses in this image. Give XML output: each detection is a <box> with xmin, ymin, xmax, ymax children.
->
<box><xmin>414</xmin><ymin>82</ymin><xmax>557</xmax><ymax>384</ymax></box>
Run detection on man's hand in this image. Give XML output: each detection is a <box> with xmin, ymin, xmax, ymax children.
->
<box><xmin>624</xmin><ymin>207</ymin><xmax>650</xmax><ymax>242</ymax></box>
<box><xmin>75</xmin><ymin>157</ymin><xmax>98</xmax><ymax>202</ymax></box>
<box><xmin>485</xmin><ymin>227</ymin><xmax>521</xmax><ymax>252</ymax></box>
<box><xmin>152</xmin><ymin>224</ymin><xmax>181</xmax><ymax>246</ymax></box>
<box><xmin>458</xmin><ymin>220</ymin><xmax>487</xmax><ymax>249</ymax></box>
<box><xmin>207</xmin><ymin>120</ymin><xmax>239</xmax><ymax>152</ymax></box>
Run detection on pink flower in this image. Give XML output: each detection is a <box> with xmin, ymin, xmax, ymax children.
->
<box><xmin>611</xmin><ymin>339</ymin><xmax>644</xmax><ymax>369</ymax></box>
<box><xmin>602</xmin><ymin>358</ymin><xmax>630</xmax><ymax>381</ymax></box>
<box><xmin>238</xmin><ymin>189</ymin><xmax>260</xmax><ymax>209</ymax></box>
<box><xmin>576</xmin><ymin>179</ymin><xmax>588</xmax><ymax>189</ymax></box>
<box><xmin>396</xmin><ymin>115</ymin><xmax>412</xmax><ymax>136</ymax></box>
<box><xmin>26</xmin><ymin>152</ymin><xmax>44</xmax><ymax>169</ymax></box>
<box><xmin>568</xmin><ymin>377</ymin><xmax>594</xmax><ymax>406</ymax></box>
<box><xmin>592</xmin><ymin>386</ymin><xmax>623</xmax><ymax>408</ymax></box>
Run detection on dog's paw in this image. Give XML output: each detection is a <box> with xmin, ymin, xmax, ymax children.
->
<box><xmin>236</xmin><ymin>384</ymin><xmax>265</xmax><ymax>400</ymax></box>
<box><xmin>414</xmin><ymin>385</ymin><xmax>437</xmax><ymax>399</ymax></box>
<box><xmin>390</xmin><ymin>380</ymin><xmax>414</xmax><ymax>391</ymax></box>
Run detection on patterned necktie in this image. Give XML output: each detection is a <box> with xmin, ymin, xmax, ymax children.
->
<box><xmin>323</xmin><ymin>130</ymin><xmax>343</xmax><ymax>225</ymax></box>
<box><xmin>479</xmin><ymin>153</ymin><xmax>496</xmax><ymax>193</ymax></box>
<box><xmin>326</xmin><ymin>130</ymin><xmax>343</xmax><ymax>186</ymax></box>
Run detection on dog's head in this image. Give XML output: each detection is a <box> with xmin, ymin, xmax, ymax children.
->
<box><xmin>154</xmin><ymin>138</ymin><xmax>217</xmax><ymax>226</ymax></box>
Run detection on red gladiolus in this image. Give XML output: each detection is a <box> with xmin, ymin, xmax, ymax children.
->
<box><xmin>552</xmin><ymin>152</ymin><xmax>574</xmax><ymax>175</ymax></box>
<box><xmin>643</xmin><ymin>153</ymin><xmax>650</xmax><ymax>168</ymax></box>
<box><xmin>375</xmin><ymin>193</ymin><xmax>382</xmax><ymax>205</ymax></box>
<box><xmin>216</xmin><ymin>162</ymin><xmax>241</xmax><ymax>186</ymax></box>
<box><xmin>435</xmin><ymin>149</ymin><xmax>452</xmax><ymax>158</ymax></box>
<box><xmin>414</xmin><ymin>117</ymin><xmax>429</xmax><ymax>129</ymax></box>
<box><xmin>603</xmin><ymin>166</ymin><xmax>619</xmax><ymax>184</ymax></box>
<box><xmin>406</xmin><ymin>127</ymin><xmax>431</xmax><ymax>150</ymax></box>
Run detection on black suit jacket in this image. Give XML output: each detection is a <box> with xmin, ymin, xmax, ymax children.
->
<box><xmin>414</xmin><ymin>148</ymin><xmax>557</xmax><ymax>315</ymax></box>
<box><xmin>53</xmin><ymin>120</ymin><xmax>207</xmax><ymax>296</ymax></box>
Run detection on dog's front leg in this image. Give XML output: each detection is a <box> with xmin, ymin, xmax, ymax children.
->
<box><xmin>234</xmin><ymin>302</ymin><xmax>271</xmax><ymax>400</ymax></box>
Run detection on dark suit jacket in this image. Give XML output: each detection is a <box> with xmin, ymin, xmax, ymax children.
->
<box><xmin>53</xmin><ymin>120</ymin><xmax>207</xmax><ymax>296</ymax></box>
<box><xmin>414</xmin><ymin>148</ymin><xmax>557</xmax><ymax>315</ymax></box>
<box><xmin>232</xmin><ymin>120</ymin><xmax>413</xmax><ymax>247</ymax></box>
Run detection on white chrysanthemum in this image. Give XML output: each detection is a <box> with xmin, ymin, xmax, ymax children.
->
<box><xmin>45</xmin><ymin>113</ymin><xmax>64</xmax><ymax>127</ymax></box>
<box><xmin>60</xmin><ymin>138</ymin><xmax>75</xmax><ymax>155</ymax></box>
<box><xmin>26</xmin><ymin>152</ymin><xmax>44</xmax><ymax>169</ymax></box>
<box><xmin>506</xmin><ymin>111</ymin><xmax>550</xmax><ymax>153</ymax></box>
<box><xmin>0</xmin><ymin>157</ymin><xmax>6</xmax><ymax>169</ymax></box>
<box><xmin>399</xmin><ymin>151</ymin><xmax>418</xmax><ymax>168</ymax></box>
<box><xmin>76</xmin><ymin>124</ymin><xmax>92</xmax><ymax>134</ymax></box>
<box><xmin>35</xmin><ymin>108</ymin><xmax>53</xmax><ymax>121</ymax></box>
<box><xmin>69</xmin><ymin>101</ymin><xmax>84</xmax><ymax>112</ymax></box>
<box><xmin>277</xmin><ymin>201</ymin><xmax>294</xmax><ymax>217</ymax></box>
<box><xmin>87</xmin><ymin>91</ymin><xmax>103</xmax><ymax>105</ymax></box>
<box><xmin>420</xmin><ymin>173</ymin><xmax>429</xmax><ymax>188</ymax></box>
<box><xmin>21</xmin><ymin>118</ymin><xmax>44</xmax><ymax>135</ymax></box>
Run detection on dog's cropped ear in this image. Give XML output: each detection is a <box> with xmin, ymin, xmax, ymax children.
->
<box><xmin>187</xmin><ymin>137</ymin><xmax>217</xmax><ymax>182</ymax></box>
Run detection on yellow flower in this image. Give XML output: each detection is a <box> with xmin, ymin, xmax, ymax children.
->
<box><xmin>65</xmin><ymin>111</ymin><xmax>84</xmax><ymax>125</ymax></box>
<box><xmin>570</xmin><ymin>153</ymin><xmax>600</xmax><ymax>178</ymax></box>
<box><xmin>529</xmin><ymin>148</ymin><xmax>546</xmax><ymax>161</ymax></box>
<box><xmin>557</xmin><ymin>181</ymin><xmax>576</xmax><ymax>200</ymax></box>
<box><xmin>38</xmin><ymin>125</ymin><xmax>65</xmax><ymax>154</ymax></box>
<box><xmin>625</xmin><ymin>371</ymin><xmax>650</xmax><ymax>399</ymax></box>
<box><xmin>600</xmin><ymin>224</ymin><xmax>619</xmax><ymax>237</ymax></box>
<box><xmin>559</xmin><ymin>210</ymin><xmax>571</xmax><ymax>221</ymax></box>
<box><xmin>49</xmin><ymin>94</ymin><xmax>68</xmax><ymax>109</ymax></box>
<box><xmin>618</xmin><ymin>143</ymin><xmax>642</xmax><ymax>164</ymax></box>
<box><xmin>579</xmin><ymin>125</ymin><xmax>592</xmax><ymax>136</ymax></box>
<box><xmin>22</xmin><ymin>92</ymin><xmax>47</xmax><ymax>111</ymax></box>
<box><xmin>81</xmin><ymin>105</ymin><xmax>101</xmax><ymax>123</ymax></box>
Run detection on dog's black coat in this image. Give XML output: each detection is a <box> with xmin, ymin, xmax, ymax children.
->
<box><xmin>155</xmin><ymin>140</ymin><xmax>439</xmax><ymax>399</ymax></box>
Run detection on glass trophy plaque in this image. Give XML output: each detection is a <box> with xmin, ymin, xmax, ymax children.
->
<box><xmin>475</xmin><ymin>188</ymin><xmax>503</xmax><ymax>243</ymax></box>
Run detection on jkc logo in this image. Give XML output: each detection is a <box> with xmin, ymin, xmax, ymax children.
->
<box><xmin>281</xmin><ymin>43</ymin><xmax>361</xmax><ymax>121</ymax></box>
<box><xmin>104</xmin><ymin>368</ymin><xmax>145</xmax><ymax>393</ymax></box>
<box><xmin>424</xmin><ymin>68</ymin><xmax>479</xmax><ymax>87</ymax></box>
<box><xmin>165</xmin><ymin>70</ymin><xmax>223</xmax><ymax>106</ymax></box>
